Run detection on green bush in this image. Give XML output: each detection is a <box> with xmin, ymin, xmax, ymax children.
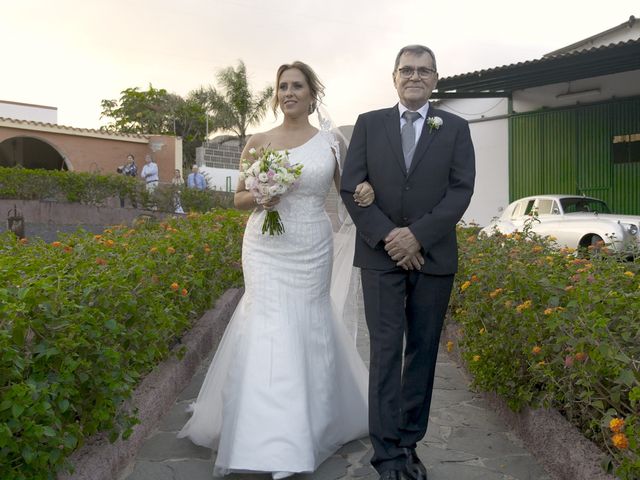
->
<box><xmin>0</xmin><ymin>166</ymin><xmax>234</xmax><ymax>213</ymax></box>
<box><xmin>0</xmin><ymin>210</ymin><xmax>246</xmax><ymax>479</ymax></box>
<box><xmin>450</xmin><ymin>227</ymin><xmax>640</xmax><ymax>479</ymax></box>
<box><xmin>0</xmin><ymin>166</ymin><xmax>138</xmax><ymax>205</ymax></box>
<box><xmin>151</xmin><ymin>183</ymin><xmax>234</xmax><ymax>213</ymax></box>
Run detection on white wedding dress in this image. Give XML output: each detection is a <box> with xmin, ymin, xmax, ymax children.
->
<box><xmin>177</xmin><ymin>131</ymin><xmax>369</xmax><ymax>476</ymax></box>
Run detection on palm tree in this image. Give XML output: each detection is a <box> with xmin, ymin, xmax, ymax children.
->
<box><xmin>199</xmin><ymin>61</ymin><xmax>273</xmax><ymax>146</ymax></box>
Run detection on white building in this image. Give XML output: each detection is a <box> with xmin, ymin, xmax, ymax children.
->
<box><xmin>434</xmin><ymin>15</ymin><xmax>640</xmax><ymax>225</ymax></box>
<box><xmin>0</xmin><ymin>100</ymin><xmax>57</xmax><ymax>123</ymax></box>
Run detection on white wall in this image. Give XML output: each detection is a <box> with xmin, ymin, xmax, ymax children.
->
<box><xmin>0</xmin><ymin>100</ymin><xmax>57</xmax><ymax>123</ymax></box>
<box><xmin>514</xmin><ymin>70</ymin><xmax>640</xmax><ymax>112</ymax></box>
<box><xmin>199</xmin><ymin>166</ymin><xmax>238</xmax><ymax>192</ymax></box>
<box><xmin>437</xmin><ymin>98</ymin><xmax>510</xmax><ymax>226</ymax></box>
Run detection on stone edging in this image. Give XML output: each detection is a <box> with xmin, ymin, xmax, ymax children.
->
<box><xmin>58</xmin><ymin>288</ymin><xmax>244</xmax><ymax>480</ymax></box>
<box><xmin>442</xmin><ymin>321</ymin><xmax>617</xmax><ymax>480</ymax></box>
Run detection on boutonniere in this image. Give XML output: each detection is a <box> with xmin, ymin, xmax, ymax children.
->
<box><xmin>426</xmin><ymin>116</ymin><xmax>443</xmax><ymax>132</ymax></box>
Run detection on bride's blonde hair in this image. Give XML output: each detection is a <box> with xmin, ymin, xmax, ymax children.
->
<box><xmin>272</xmin><ymin>61</ymin><xmax>325</xmax><ymax>115</ymax></box>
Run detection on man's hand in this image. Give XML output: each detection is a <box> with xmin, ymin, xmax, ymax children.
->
<box><xmin>384</xmin><ymin>227</ymin><xmax>421</xmax><ymax>262</ymax></box>
<box><xmin>396</xmin><ymin>252</ymin><xmax>425</xmax><ymax>271</ymax></box>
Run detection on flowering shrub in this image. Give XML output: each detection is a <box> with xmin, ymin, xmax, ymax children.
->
<box><xmin>450</xmin><ymin>226</ymin><xmax>640</xmax><ymax>479</ymax></box>
<box><xmin>0</xmin><ymin>210</ymin><xmax>246</xmax><ymax>479</ymax></box>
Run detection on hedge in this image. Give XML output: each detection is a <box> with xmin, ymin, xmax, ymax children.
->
<box><xmin>0</xmin><ymin>210</ymin><xmax>246</xmax><ymax>479</ymax></box>
<box><xmin>450</xmin><ymin>226</ymin><xmax>639</xmax><ymax>479</ymax></box>
<box><xmin>0</xmin><ymin>166</ymin><xmax>234</xmax><ymax>213</ymax></box>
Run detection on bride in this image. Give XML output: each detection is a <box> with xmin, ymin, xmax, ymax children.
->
<box><xmin>178</xmin><ymin>61</ymin><xmax>374</xmax><ymax>478</ymax></box>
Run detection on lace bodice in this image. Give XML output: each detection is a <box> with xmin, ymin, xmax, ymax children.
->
<box><xmin>269</xmin><ymin>131</ymin><xmax>337</xmax><ymax>222</ymax></box>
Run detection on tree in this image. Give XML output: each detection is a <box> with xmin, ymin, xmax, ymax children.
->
<box><xmin>100</xmin><ymin>85</ymin><xmax>208</xmax><ymax>167</ymax></box>
<box><xmin>198</xmin><ymin>61</ymin><xmax>273</xmax><ymax>146</ymax></box>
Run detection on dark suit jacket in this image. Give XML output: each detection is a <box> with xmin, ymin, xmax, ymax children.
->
<box><xmin>340</xmin><ymin>104</ymin><xmax>475</xmax><ymax>275</ymax></box>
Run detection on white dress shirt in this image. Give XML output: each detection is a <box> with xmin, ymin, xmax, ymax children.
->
<box><xmin>141</xmin><ymin>161</ymin><xmax>159</xmax><ymax>183</ymax></box>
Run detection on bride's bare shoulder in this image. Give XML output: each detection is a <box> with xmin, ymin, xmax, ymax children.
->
<box><xmin>244</xmin><ymin>129</ymin><xmax>282</xmax><ymax>151</ymax></box>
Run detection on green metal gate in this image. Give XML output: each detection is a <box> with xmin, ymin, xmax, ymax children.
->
<box><xmin>510</xmin><ymin>96</ymin><xmax>640</xmax><ymax>215</ymax></box>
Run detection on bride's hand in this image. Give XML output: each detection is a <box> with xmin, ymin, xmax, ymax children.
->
<box><xmin>260</xmin><ymin>195</ymin><xmax>281</xmax><ymax>211</ymax></box>
<box><xmin>354</xmin><ymin>181</ymin><xmax>375</xmax><ymax>207</ymax></box>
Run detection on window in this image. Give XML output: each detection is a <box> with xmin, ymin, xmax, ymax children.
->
<box><xmin>612</xmin><ymin>134</ymin><xmax>640</xmax><ymax>164</ymax></box>
<box><xmin>560</xmin><ymin>197</ymin><xmax>611</xmax><ymax>214</ymax></box>
<box><xmin>511</xmin><ymin>200</ymin><xmax>535</xmax><ymax>219</ymax></box>
<box><xmin>535</xmin><ymin>199</ymin><xmax>556</xmax><ymax>215</ymax></box>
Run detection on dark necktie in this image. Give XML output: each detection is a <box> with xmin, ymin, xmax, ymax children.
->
<box><xmin>401</xmin><ymin>111</ymin><xmax>421</xmax><ymax>170</ymax></box>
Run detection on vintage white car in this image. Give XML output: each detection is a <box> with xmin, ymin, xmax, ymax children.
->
<box><xmin>480</xmin><ymin>195</ymin><xmax>640</xmax><ymax>253</ymax></box>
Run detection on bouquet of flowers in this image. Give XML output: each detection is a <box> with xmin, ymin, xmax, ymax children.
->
<box><xmin>239</xmin><ymin>147</ymin><xmax>303</xmax><ymax>235</ymax></box>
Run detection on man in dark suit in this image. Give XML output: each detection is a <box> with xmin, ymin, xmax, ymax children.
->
<box><xmin>340</xmin><ymin>45</ymin><xmax>475</xmax><ymax>480</ymax></box>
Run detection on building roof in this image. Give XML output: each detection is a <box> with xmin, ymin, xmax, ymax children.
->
<box><xmin>0</xmin><ymin>116</ymin><xmax>150</xmax><ymax>143</ymax></box>
<box><xmin>0</xmin><ymin>99</ymin><xmax>57</xmax><ymax>110</ymax></box>
<box><xmin>545</xmin><ymin>15</ymin><xmax>638</xmax><ymax>57</ymax></box>
<box><xmin>433</xmin><ymin>38</ymin><xmax>640</xmax><ymax>98</ymax></box>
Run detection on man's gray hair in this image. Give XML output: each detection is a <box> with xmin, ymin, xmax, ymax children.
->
<box><xmin>394</xmin><ymin>45</ymin><xmax>437</xmax><ymax>72</ymax></box>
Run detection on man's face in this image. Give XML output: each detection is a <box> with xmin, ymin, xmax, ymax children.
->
<box><xmin>393</xmin><ymin>52</ymin><xmax>438</xmax><ymax>110</ymax></box>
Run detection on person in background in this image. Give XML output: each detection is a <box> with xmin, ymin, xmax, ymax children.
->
<box><xmin>172</xmin><ymin>169</ymin><xmax>185</xmax><ymax>214</ymax></box>
<box><xmin>117</xmin><ymin>154</ymin><xmax>138</xmax><ymax>207</ymax></box>
<box><xmin>172</xmin><ymin>169</ymin><xmax>185</xmax><ymax>186</ymax></box>
<box><xmin>187</xmin><ymin>165</ymin><xmax>207</xmax><ymax>190</ymax></box>
<box><xmin>141</xmin><ymin>154</ymin><xmax>159</xmax><ymax>193</ymax></box>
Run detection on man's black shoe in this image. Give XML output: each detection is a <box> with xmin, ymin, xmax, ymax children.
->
<box><xmin>401</xmin><ymin>448</ymin><xmax>427</xmax><ymax>480</ymax></box>
<box><xmin>379</xmin><ymin>469</ymin><xmax>403</xmax><ymax>480</ymax></box>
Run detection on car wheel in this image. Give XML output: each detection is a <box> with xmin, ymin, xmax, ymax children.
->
<box><xmin>590</xmin><ymin>234</ymin><xmax>604</xmax><ymax>250</ymax></box>
<box><xmin>578</xmin><ymin>234</ymin><xmax>604</xmax><ymax>257</ymax></box>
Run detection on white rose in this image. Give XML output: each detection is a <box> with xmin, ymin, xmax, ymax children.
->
<box><xmin>433</xmin><ymin>116</ymin><xmax>443</xmax><ymax>127</ymax></box>
<box><xmin>258</xmin><ymin>172</ymin><xmax>268</xmax><ymax>182</ymax></box>
<box><xmin>268</xmin><ymin>185</ymin><xmax>280</xmax><ymax>196</ymax></box>
<box><xmin>273</xmin><ymin>173</ymin><xmax>282</xmax><ymax>182</ymax></box>
<box><xmin>259</xmin><ymin>185</ymin><xmax>271</xmax><ymax>197</ymax></box>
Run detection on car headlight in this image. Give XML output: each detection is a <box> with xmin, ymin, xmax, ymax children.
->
<box><xmin>623</xmin><ymin>223</ymin><xmax>638</xmax><ymax>235</ymax></box>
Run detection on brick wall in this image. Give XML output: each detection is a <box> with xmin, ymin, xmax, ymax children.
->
<box><xmin>201</xmin><ymin>142</ymin><xmax>241</xmax><ymax>170</ymax></box>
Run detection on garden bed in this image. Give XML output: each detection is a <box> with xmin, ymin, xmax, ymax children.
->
<box><xmin>448</xmin><ymin>227</ymin><xmax>639</xmax><ymax>479</ymax></box>
<box><xmin>0</xmin><ymin>210</ymin><xmax>246</xmax><ymax>479</ymax></box>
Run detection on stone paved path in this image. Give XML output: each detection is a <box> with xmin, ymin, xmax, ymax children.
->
<box><xmin>121</xmin><ymin>318</ymin><xmax>552</xmax><ymax>480</ymax></box>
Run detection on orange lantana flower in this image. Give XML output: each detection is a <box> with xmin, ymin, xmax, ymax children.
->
<box><xmin>612</xmin><ymin>433</ymin><xmax>629</xmax><ymax>450</ymax></box>
<box><xmin>609</xmin><ymin>418</ymin><xmax>626</xmax><ymax>433</ymax></box>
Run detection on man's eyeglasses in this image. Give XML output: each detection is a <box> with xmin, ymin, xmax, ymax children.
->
<box><xmin>397</xmin><ymin>67</ymin><xmax>436</xmax><ymax>79</ymax></box>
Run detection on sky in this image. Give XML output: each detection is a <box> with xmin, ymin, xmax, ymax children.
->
<box><xmin>2</xmin><ymin>0</ymin><xmax>638</xmax><ymax>134</ymax></box>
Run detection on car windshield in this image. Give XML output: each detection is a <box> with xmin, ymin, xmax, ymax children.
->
<box><xmin>560</xmin><ymin>197</ymin><xmax>611</xmax><ymax>214</ymax></box>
